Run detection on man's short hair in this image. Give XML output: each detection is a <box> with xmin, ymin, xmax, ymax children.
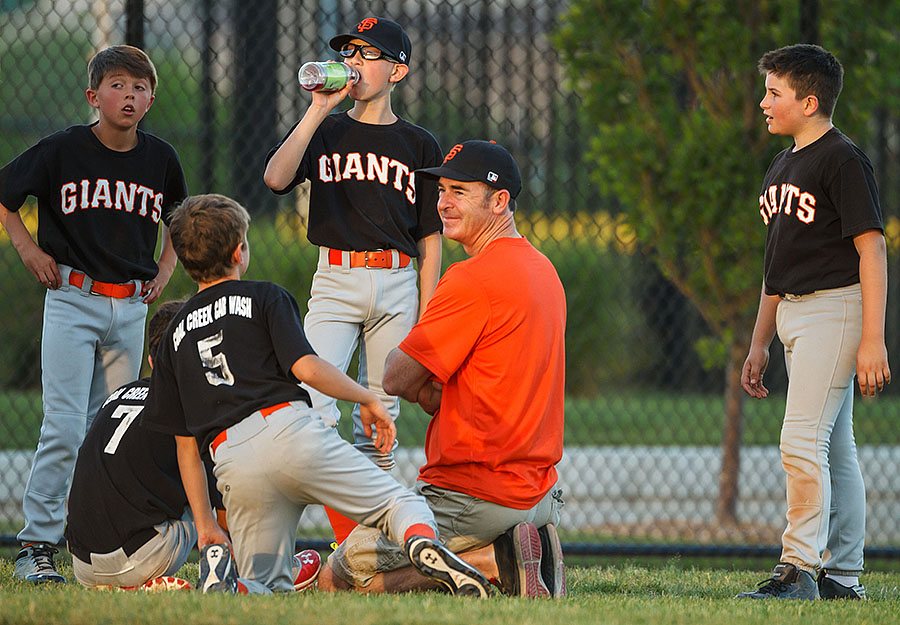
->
<box><xmin>88</xmin><ymin>45</ymin><xmax>158</xmax><ymax>93</ymax></box>
<box><xmin>480</xmin><ymin>182</ymin><xmax>517</xmax><ymax>213</ymax></box>
<box><xmin>169</xmin><ymin>194</ymin><xmax>251</xmax><ymax>284</ymax></box>
<box><xmin>148</xmin><ymin>299</ymin><xmax>185</xmax><ymax>362</ymax></box>
<box><xmin>757</xmin><ymin>44</ymin><xmax>843</xmax><ymax>118</ymax></box>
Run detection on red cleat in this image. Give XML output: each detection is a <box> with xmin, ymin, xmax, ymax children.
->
<box><xmin>292</xmin><ymin>549</ymin><xmax>321</xmax><ymax>591</ymax></box>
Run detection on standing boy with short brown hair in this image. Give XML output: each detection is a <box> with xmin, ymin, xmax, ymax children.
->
<box><xmin>739</xmin><ymin>43</ymin><xmax>889</xmax><ymax>601</ymax></box>
<box><xmin>0</xmin><ymin>44</ymin><xmax>187</xmax><ymax>582</ymax></box>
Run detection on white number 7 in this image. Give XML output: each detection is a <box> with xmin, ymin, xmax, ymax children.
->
<box><xmin>197</xmin><ymin>330</ymin><xmax>235</xmax><ymax>387</ymax></box>
<box><xmin>104</xmin><ymin>404</ymin><xmax>145</xmax><ymax>455</ymax></box>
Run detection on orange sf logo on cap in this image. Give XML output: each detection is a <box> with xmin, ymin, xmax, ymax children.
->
<box><xmin>357</xmin><ymin>18</ymin><xmax>378</xmax><ymax>32</ymax></box>
<box><xmin>443</xmin><ymin>144</ymin><xmax>464</xmax><ymax>163</ymax></box>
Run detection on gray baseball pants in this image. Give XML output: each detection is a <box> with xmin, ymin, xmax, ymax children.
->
<box><xmin>211</xmin><ymin>402</ymin><xmax>436</xmax><ymax>592</ymax></box>
<box><xmin>777</xmin><ymin>283</ymin><xmax>865</xmax><ymax>575</ymax></box>
<box><xmin>71</xmin><ymin>507</ymin><xmax>196</xmax><ymax>588</ymax></box>
<box><xmin>19</xmin><ymin>264</ymin><xmax>146</xmax><ymax>545</ymax></box>
<box><xmin>302</xmin><ymin>247</ymin><xmax>418</xmax><ymax>470</ymax></box>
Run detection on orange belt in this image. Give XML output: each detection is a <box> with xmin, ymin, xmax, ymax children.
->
<box><xmin>68</xmin><ymin>271</ymin><xmax>143</xmax><ymax>298</ymax></box>
<box><xmin>210</xmin><ymin>402</ymin><xmax>291</xmax><ymax>455</ymax></box>
<box><xmin>327</xmin><ymin>248</ymin><xmax>411</xmax><ymax>269</ymax></box>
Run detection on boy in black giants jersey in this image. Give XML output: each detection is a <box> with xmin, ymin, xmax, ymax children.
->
<box><xmin>738</xmin><ymin>45</ymin><xmax>890</xmax><ymax>601</ymax></box>
<box><xmin>0</xmin><ymin>45</ymin><xmax>187</xmax><ymax>583</ymax></box>
<box><xmin>140</xmin><ymin>193</ymin><xmax>491</xmax><ymax>596</ymax></box>
<box><xmin>263</xmin><ymin>17</ymin><xmax>443</xmax><ymax>544</ymax></box>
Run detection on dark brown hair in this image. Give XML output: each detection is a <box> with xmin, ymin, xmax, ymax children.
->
<box><xmin>758</xmin><ymin>44</ymin><xmax>843</xmax><ymax>118</ymax></box>
<box><xmin>88</xmin><ymin>45</ymin><xmax>158</xmax><ymax>93</ymax></box>
<box><xmin>147</xmin><ymin>299</ymin><xmax>186</xmax><ymax>362</ymax></box>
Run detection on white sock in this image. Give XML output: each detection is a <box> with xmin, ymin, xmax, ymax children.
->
<box><xmin>826</xmin><ymin>573</ymin><xmax>859</xmax><ymax>587</ymax></box>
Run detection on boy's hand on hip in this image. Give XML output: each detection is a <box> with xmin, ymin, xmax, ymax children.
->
<box><xmin>857</xmin><ymin>339</ymin><xmax>891</xmax><ymax>397</ymax></box>
<box><xmin>21</xmin><ymin>245</ymin><xmax>61</xmax><ymax>289</ymax></box>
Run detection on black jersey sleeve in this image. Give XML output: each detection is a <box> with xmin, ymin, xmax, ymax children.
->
<box><xmin>141</xmin><ymin>329</ymin><xmax>192</xmax><ymax>437</ymax></box>
<box><xmin>412</xmin><ymin>134</ymin><xmax>444</xmax><ymax>241</ymax></box>
<box><xmin>161</xmin><ymin>146</ymin><xmax>189</xmax><ymax>225</ymax></box>
<box><xmin>266</xmin><ymin>285</ymin><xmax>317</xmax><ymax>377</ymax></box>
<box><xmin>0</xmin><ymin>139</ymin><xmax>51</xmax><ymax>211</ymax></box>
<box><xmin>831</xmin><ymin>156</ymin><xmax>883</xmax><ymax>239</ymax></box>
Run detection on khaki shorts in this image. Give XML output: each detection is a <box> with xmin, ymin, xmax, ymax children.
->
<box><xmin>329</xmin><ymin>481</ymin><xmax>564</xmax><ymax>588</ymax></box>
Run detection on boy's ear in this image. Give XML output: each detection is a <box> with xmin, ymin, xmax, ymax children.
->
<box><xmin>85</xmin><ymin>88</ymin><xmax>99</xmax><ymax>109</ymax></box>
<box><xmin>230</xmin><ymin>241</ymin><xmax>244</xmax><ymax>266</ymax></box>
<box><xmin>803</xmin><ymin>94</ymin><xmax>820</xmax><ymax>117</ymax></box>
<box><xmin>389</xmin><ymin>63</ymin><xmax>409</xmax><ymax>84</ymax></box>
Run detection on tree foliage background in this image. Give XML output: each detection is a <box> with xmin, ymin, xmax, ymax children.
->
<box><xmin>553</xmin><ymin>0</ymin><xmax>900</xmax><ymax>521</ymax></box>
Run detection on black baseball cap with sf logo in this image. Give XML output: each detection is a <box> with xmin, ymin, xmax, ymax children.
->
<box><xmin>329</xmin><ymin>17</ymin><xmax>412</xmax><ymax>64</ymax></box>
<box><xmin>417</xmin><ymin>140</ymin><xmax>522</xmax><ymax>199</ymax></box>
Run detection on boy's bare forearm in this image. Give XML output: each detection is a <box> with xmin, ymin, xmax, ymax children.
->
<box><xmin>263</xmin><ymin>104</ymin><xmax>332</xmax><ymax>191</ymax></box>
<box><xmin>855</xmin><ymin>230</ymin><xmax>888</xmax><ymax>344</ymax></box>
<box><xmin>292</xmin><ymin>354</ymin><xmax>378</xmax><ymax>405</ymax></box>
<box><xmin>416</xmin><ymin>233</ymin><xmax>441</xmax><ymax>317</ymax></box>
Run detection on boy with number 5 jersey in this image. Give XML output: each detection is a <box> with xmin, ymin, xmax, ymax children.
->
<box><xmin>141</xmin><ymin>194</ymin><xmax>491</xmax><ymax>596</ymax></box>
<box><xmin>739</xmin><ymin>44</ymin><xmax>890</xmax><ymax>601</ymax></box>
<box><xmin>0</xmin><ymin>45</ymin><xmax>187</xmax><ymax>583</ymax></box>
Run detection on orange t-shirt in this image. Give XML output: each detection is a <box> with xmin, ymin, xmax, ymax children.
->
<box><xmin>399</xmin><ymin>236</ymin><xmax>566</xmax><ymax>509</ymax></box>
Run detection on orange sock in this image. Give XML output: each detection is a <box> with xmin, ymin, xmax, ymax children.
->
<box><xmin>403</xmin><ymin>523</ymin><xmax>436</xmax><ymax>542</ymax></box>
<box><xmin>236</xmin><ymin>581</ymin><xmax>248</xmax><ymax>594</ymax></box>
<box><xmin>324</xmin><ymin>507</ymin><xmax>359</xmax><ymax>545</ymax></box>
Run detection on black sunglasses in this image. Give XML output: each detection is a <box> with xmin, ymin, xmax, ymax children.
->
<box><xmin>339</xmin><ymin>42</ymin><xmax>399</xmax><ymax>63</ymax></box>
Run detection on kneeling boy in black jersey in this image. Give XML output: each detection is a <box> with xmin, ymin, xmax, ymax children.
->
<box><xmin>65</xmin><ymin>300</ymin><xmax>197</xmax><ymax>591</ymax></box>
<box><xmin>141</xmin><ymin>193</ymin><xmax>492</xmax><ymax>596</ymax></box>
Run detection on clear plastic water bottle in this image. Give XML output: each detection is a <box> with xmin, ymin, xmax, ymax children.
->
<box><xmin>298</xmin><ymin>61</ymin><xmax>359</xmax><ymax>92</ymax></box>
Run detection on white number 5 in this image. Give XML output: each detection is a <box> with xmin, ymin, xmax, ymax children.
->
<box><xmin>197</xmin><ymin>330</ymin><xmax>235</xmax><ymax>387</ymax></box>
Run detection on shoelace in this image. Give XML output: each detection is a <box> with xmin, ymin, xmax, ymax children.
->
<box><xmin>27</xmin><ymin>545</ymin><xmax>59</xmax><ymax>574</ymax></box>
<box><xmin>756</xmin><ymin>576</ymin><xmax>791</xmax><ymax>595</ymax></box>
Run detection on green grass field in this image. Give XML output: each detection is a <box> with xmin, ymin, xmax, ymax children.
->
<box><xmin>1</xmin><ymin>556</ymin><xmax>898</xmax><ymax>625</ymax></box>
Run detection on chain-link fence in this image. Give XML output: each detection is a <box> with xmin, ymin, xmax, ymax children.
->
<box><xmin>1</xmin><ymin>0</ymin><xmax>899</xmax><ymax>555</ymax></box>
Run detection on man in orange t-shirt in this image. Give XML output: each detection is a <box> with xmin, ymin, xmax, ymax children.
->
<box><xmin>318</xmin><ymin>140</ymin><xmax>567</xmax><ymax>599</ymax></box>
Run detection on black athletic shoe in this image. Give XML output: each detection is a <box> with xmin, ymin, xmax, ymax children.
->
<box><xmin>493</xmin><ymin>522</ymin><xmax>550</xmax><ymax>598</ymax></box>
<box><xmin>14</xmin><ymin>543</ymin><xmax>66</xmax><ymax>583</ymax></box>
<box><xmin>817</xmin><ymin>571</ymin><xmax>866</xmax><ymax>600</ymax></box>
<box><xmin>735</xmin><ymin>562</ymin><xmax>819</xmax><ymax>600</ymax></box>
<box><xmin>198</xmin><ymin>543</ymin><xmax>238</xmax><ymax>594</ymax></box>
<box><xmin>405</xmin><ymin>535</ymin><xmax>492</xmax><ymax>598</ymax></box>
<box><xmin>538</xmin><ymin>523</ymin><xmax>567</xmax><ymax>598</ymax></box>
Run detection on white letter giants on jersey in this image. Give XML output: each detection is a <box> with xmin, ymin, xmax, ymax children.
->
<box><xmin>60</xmin><ymin>179</ymin><xmax>165</xmax><ymax>222</ymax></box>
<box><xmin>759</xmin><ymin>183</ymin><xmax>817</xmax><ymax>226</ymax></box>
<box><xmin>317</xmin><ymin>152</ymin><xmax>416</xmax><ymax>204</ymax></box>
